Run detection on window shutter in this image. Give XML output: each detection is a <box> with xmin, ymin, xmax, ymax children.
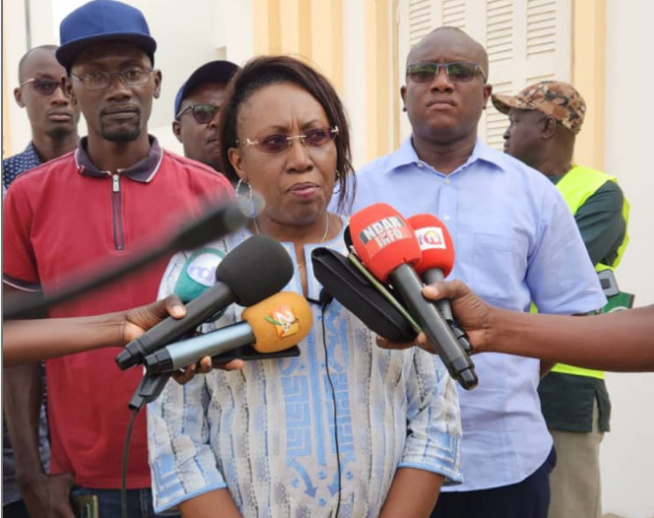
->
<box><xmin>408</xmin><ymin>0</ymin><xmax>436</xmax><ymax>46</ymax></box>
<box><xmin>442</xmin><ymin>0</ymin><xmax>467</xmax><ymax>28</ymax></box>
<box><xmin>397</xmin><ymin>0</ymin><xmax>571</xmax><ymax>149</ymax></box>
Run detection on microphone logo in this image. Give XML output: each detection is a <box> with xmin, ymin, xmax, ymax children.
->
<box><xmin>414</xmin><ymin>227</ymin><xmax>447</xmax><ymax>250</ymax></box>
<box><xmin>186</xmin><ymin>250</ymin><xmax>225</xmax><ymax>287</ymax></box>
<box><xmin>265</xmin><ymin>306</ymin><xmax>301</xmax><ymax>337</ymax></box>
<box><xmin>358</xmin><ymin>217</ymin><xmax>413</xmax><ymax>256</ymax></box>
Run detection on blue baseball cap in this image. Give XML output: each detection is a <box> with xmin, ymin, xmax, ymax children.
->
<box><xmin>56</xmin><ymin>0</ymin><xmax>157</xmax><ymax>71</ymax></box>
<box><xmin>174</xmin><ymin>60</ymin><xmax>239</xmax><ymax>118</ymax></box>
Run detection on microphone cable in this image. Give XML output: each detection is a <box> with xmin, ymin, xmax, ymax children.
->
<box><xmin>121</xmin><ymin>407</ymin><xmax>139</xmax><ymax>518</ymax></box>
<box><xmin>121</xmin><ymin>374</ymin><xmax>173</xmax><ymax>518</ymax></box>
<box><xmin>310</xmin><ymin>289</ymin><xmax>342</xmax><ymax>518</ymax></box>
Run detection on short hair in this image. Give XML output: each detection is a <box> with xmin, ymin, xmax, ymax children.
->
<box><xmin>18</xmin><ymin>45</ymin><xmax>59</xmax><ymax>82</ymax></box>
<box><xmin>218</xmin><ymin>55</ymin><xmax>355</xmax><ymax>213</ymax></box>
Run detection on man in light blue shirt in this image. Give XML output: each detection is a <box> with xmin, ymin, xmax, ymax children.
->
<box><xmin>350</xmin><ymin>26</ymin><xmax>605</xmax><ymax>518</ymax></box>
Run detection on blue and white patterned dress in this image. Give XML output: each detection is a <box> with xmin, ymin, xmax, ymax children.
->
<box><xmin>147</xmin><ymin>222</ymin><xmax>462</xmax><ymax>517</ymax></box>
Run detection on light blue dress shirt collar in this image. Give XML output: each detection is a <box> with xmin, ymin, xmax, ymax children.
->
<box><xmin>384</xmin><ymin>136</ymin><xmax>503</xmax><ymax>177</ymax></box>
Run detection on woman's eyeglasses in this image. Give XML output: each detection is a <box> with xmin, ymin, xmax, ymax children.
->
<box><xmin>406</xmin><ymin>62</ymin><xmax>487</xmax><ymax>84</ymax></box>
<box><xmin>19</xmin><ymin>78</ymin><xmax>65</xmax><ymax>96</ymax></box>
<box><xmin>176</xmin><ymin>103</ymin><xmax>220</xmax><ymax>125</ymax></box>
<box><xmin>243</xmin><ymin>126</ymin><xmax>339</xmax><ymax>154</ymax></box>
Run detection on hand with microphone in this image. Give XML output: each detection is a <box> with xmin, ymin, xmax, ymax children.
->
<box><xmin>408</xmin><ymin>214</ymin><xmax>474</xmax><ymax>355</ymax></box>
<box><xmin>349</xmin><ymin>203</ymin><xmax>478</xmax><ymax>390</ymax></box>
<box><xmin>143</xmin><ymin>292</ymin><xmax>312</xmax><ymax>374</ymax></box>
<box><xmin>115</xmin><ymin>235</ymin><xmax>293</xmax><ymax>370</ymax></box>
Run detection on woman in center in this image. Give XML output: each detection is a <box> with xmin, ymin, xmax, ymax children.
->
<box><xmin>148</xmin><ymin>56</ymin><xmax>461</xmax><ymax>517</ymax></box>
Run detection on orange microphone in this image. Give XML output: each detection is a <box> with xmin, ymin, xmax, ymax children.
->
<box><xmin>350</xmin><ymin>203</ymin><xmax>478</xmax><ymax>390</ymax></box>
<box><xmin>143</xmin><ymin>292</ymin><xmax>312</xmax><ymax>374</ymax></box>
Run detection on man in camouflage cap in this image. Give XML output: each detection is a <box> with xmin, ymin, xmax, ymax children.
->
<box><xmin>493</xmin><ymin>80</ymin><xmax>631</xmax><ymax>518</ymax></box>
<box><xmin>492</xmin><ymin>80</ymin><xmax>586</xmax><ymax>135</ymax></box>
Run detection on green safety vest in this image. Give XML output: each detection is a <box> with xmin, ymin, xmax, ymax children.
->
<box><xmin>550</xmin><ymin>165</ymin><xmax>630</xmax><ymax>379</ymax></box>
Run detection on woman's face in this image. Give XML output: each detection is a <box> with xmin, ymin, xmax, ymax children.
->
<box><xmin>228</xmin><ymin>82</ymin><xmax>338</xmax><ymax>229</ymax></box>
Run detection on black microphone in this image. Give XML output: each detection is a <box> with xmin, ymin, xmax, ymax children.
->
<box><xmin>306</xmin><ymin>288</ymin><xmax>334</xmax><ymax>307</ymax></box>
<box><xmin>143</xmin><ymin>291</ymin><xmax>312</xmax><ymax>374</ymax></box>
<box><xmin>115</xmin><ymin>235</ymin><xmax>293</xmax><ymax>370</ymax></box>
<box><xmin>3</xmin><ymin>197</ymin><xmax>255</xmax><ymax>320</ymax></box>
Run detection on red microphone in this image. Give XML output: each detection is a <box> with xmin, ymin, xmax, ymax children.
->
<box><xmin>350</xmin><ymin>203</ymin><xmax>478</xmax><ymax>390</ymax></box>
<box><xmin>409</xmin><ymin>214</ymin><xmax>473</xmax><ymax>354</ymax></box>
<box><xmin>410</xmin><ymin>214</ymin><xmax>455</xmax><ymax>278</ymax></box>
<box><xmin>349</xmin><ymin>202</ymin><xmax>422</xmax><ymax>282</ymax></box>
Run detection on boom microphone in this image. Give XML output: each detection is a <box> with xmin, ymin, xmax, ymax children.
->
<box><xmin>115</xmin><ymin>235</ymin><xmax>293</xmax><ymax>370</ymax></box>
<box><xmin>143</xmin><ymin>292</ymin><xmax>312</xmax><ymax>374</ymax></box>
<box><xmin>3</xmin><ymin>197</ymin><xmax>254</xmax><ymax>320</ymax></box>
<box><xmin>350</xmin><ymin>203</ymin><xmax>478</xmax><ymax>390</ymax></box>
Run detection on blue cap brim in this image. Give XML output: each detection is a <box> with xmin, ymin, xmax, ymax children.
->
<box><xmin>56</xmin><ymin>33</ymin><xmax>157</xmax><ymax>71</ymax></box>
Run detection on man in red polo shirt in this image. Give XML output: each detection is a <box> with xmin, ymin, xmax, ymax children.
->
<box><xmin>2</xmin><ymin>1</ymin><xmax>232</xmax><ymax>516</ymax></box>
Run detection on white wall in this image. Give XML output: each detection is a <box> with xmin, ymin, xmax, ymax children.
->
<box><xmin>341</xmin><ymin>0</ymin><xmax>368</xmax><ymax>170</ymax></box>
<box><xmin>602</xmin><ymin>2</ymin><xmax>654</xmax><ymax>517</ymax></box>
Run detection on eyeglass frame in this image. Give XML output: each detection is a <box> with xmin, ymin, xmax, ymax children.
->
<box><xmin>18</xmin><ymin>77</ymin><xmax>66</xmax><ymax>96</ymax></box>
<box><xmin>70</xmin><ymin>67</ymin><xmax>154</xmax><ymax>91</ymax></box>
<box><xmin>406</xmin><ymin>61</ymin><xmax>487</xmax><ymax>84</ymax></box>
<box><xmin>175</xmin><ymin>103</ymin><xmax>220</xmax><ymax>124</ymax></box>
<box><xmin>239</xmin><ymin>126</ymin><xmax>340</xmax><ymax>154</ymax></box>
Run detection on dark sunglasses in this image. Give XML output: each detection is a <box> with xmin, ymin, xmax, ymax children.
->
<box><xmin>176</xmin><ymin>103</ymin><xmax>220</xmax><ymax>124</ymax></box>
<box><xmin>19</xmin><ymin>78</ymin><xmax>65</xmax><ymax>96</ymax></box>
<box><xmin>406</xmin><ymin>62</ymin><xmax>487</xmax><ymax>84</ymax></box>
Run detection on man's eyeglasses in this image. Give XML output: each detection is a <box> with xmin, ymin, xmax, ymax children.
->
<box><xmin>19</xmin><ymin>78</ymin><xmax>65</xmax><ymax>96</ymax></box>
<box><xmin>70</xmin><ymin>66</ymin><xmax>153</xmax><ymax>90</ymax></box>
<box><xmin>406</xmin><ymin>62</ymin><xmax>487</xmax><ymax>84</ymax></box>
<box><xmin>176</xmin><ymin>103</ymin><xmax>220</xmax><ymax>124</ymax></box>
<box><xmin>243</xmin><ymin>126</ymin><xmax>339</xmax><ymax>154</ymax></box>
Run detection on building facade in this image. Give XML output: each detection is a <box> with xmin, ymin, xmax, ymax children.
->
<box><xmin>3</xmin><ymin>1</ymin><xmax>653</xmax><ymax>515</ymax></box>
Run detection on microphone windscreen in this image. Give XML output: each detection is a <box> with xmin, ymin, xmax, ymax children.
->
<box><xmin>349</xmin><ymin>203</ymin><xmax>421</xmax><ymax>283</ymax></box>
<box><xmin>216</xmin><ymin>235</ymin><xmax>294</xmax><ymax>306</ymax></box>
<box><xmin>242</xmin><ymin>292</ymin><xmax>313</xmax><ymax>353</ymax></box>
<box><xmin>174</xmin><ymin>247</ymin><xmax>226</xmax><ymax>303</ymax></box>
<box><xmin>407</xmin><ymin>214</ymin><xmax>455</xmax><ymax>278</ymax></box>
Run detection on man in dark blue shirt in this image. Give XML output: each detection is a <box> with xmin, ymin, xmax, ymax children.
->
<box><xmin>3</xmin><ymin>44</ymin><xmax>79</xmax><ymax>190</ymax></box>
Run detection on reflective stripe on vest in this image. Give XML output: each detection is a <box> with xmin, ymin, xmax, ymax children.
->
<box><xmin>550</xmin><ymin>165</ymin><xmax>630</xmax><ymax>379</ymax></box>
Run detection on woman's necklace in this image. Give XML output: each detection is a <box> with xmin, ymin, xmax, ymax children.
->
<box><xmin>253</xmin><ymin>212</ymin><xmax>331</xmax><ymax>243</ymax></box>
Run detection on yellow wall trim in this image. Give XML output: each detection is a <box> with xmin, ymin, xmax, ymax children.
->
<box><xmin>365</xmin><ymin>0</ymin><xmax>390</xmax><ymax>162</ymax></box>
<box><xmin>251</xmin><ymin>0</ymin><xmax>343</xmax><ymax>93</ymax></box>
<box><xmin>572</xmin><ymin>0</ymin><xmax>606</xmax><ymax>170</ymax></box>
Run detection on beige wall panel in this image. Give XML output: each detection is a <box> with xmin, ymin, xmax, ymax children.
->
<box><xmin>572</xmin><ymin>0</ymin><xmax>605</xmax><ymax>170</ymax></box>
